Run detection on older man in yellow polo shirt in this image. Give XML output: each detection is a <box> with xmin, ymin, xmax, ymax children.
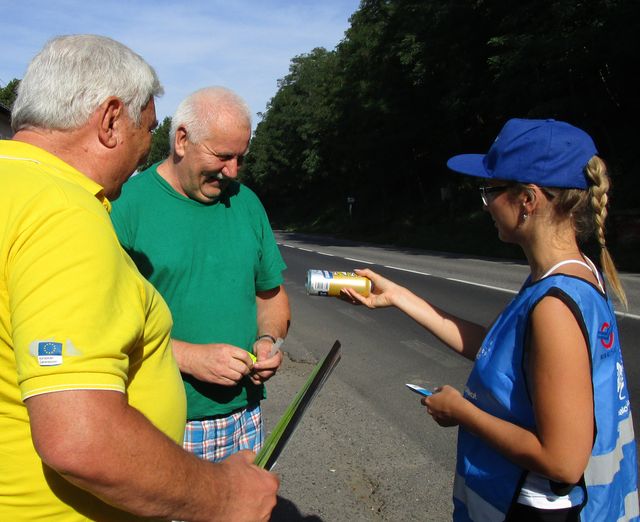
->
<box><xmin>0</xmin><ymin>35</ymin><xmax>278</xmax><ymax>522</ymax></box>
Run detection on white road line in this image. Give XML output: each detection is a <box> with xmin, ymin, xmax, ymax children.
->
<box><xmin>344</xmin><ymin>257</ymin><xmax>375</xmax><ymax>264</ymax></box>
<box><xmin>446</xmin><ymin>277</ymin><xmax>518</xmax><ymax>295</ymax></box>
<box><xmin>617</xmin><ymin>311</ymin><xmax>640</xmax><ymax>320</ymax></box>
<box><xmin>281</xmin><ymin>244</ymin><xmax>640</xmax><ymax>320</ymax></box>
<box><xmin>384</xmin><ymin>265</ymin><xmax>431</xmax><ymax>276</ymax></box>
<box><xmin>444</xmin><ymin>278</ymin><xmax>639</xmax><ymax>319</ymax></box>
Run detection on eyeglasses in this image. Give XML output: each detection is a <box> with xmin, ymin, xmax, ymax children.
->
<box><xmin>479</xmin><ymin>185</ymin><xmax>509</xmax><ymax>206</ymax></box>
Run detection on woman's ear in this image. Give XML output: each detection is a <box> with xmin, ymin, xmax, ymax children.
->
<box><xmin>522</xmin><ymin>185</ymin><xmax>540</xmax><ymax>214</ymax></box>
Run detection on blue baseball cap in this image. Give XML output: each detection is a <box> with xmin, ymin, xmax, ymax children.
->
<box><xmin>446</xmin><ymin>118</ymin><xmax>597</xmax><ymax>189</ymax></box>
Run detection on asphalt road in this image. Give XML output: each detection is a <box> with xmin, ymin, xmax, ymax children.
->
<box><xmin>263</xmin><ymin>231</ymin><xmax>640</xmax><ymax>522</ymax></box>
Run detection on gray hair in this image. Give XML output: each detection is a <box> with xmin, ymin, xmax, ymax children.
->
<box><xmin>169</xmin><ymin>86</ymin><xmax>252</xmax><ymax>152</ymax></box>
<box><xmin>12</xmin><ymin>34</ymin><xmax>163</xmax><ymax>132</ymax></box>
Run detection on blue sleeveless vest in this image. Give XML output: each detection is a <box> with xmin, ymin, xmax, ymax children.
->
<box><xmin>453</xmin><ymin>274</ymin><xmax>638</xmax><ymax>521</ymax></box>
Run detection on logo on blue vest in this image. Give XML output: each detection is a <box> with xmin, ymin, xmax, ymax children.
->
<box><xmin>597</xmin><ymin>322</ymin><xmax>614</xmax><ymax>349</ymax></box>
<box><xmin>37</xmin><ymin>341</ymin><xmax>63</xmax><ymax>366</ymax></box>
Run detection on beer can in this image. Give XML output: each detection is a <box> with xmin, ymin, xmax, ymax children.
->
<box><xmin>306</xmin><ymin>269</ymin><xmax>371</xmax><ymax>297</ymax></box>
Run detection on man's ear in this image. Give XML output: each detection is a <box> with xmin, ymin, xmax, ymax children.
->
<box><xmin>174</xmin><ymin>126</ymin><xmax>189</xmax><ymax>158</ymax></box>
<box><xmin>97</xmin><ymin>97</ymin><xmax>125</xmax><ymax>148</ymax></box>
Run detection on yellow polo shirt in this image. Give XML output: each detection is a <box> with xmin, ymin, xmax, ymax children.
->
<box><xmin>0</xmin><ymin>140</ymin><xmax>186</xmax><ymax>521</ymax></box>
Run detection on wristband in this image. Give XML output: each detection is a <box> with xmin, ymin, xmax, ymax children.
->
<box><xmin>256</xmin><ymin>334</ymin><xmax>277</xmax><ymax>344</ymax></box>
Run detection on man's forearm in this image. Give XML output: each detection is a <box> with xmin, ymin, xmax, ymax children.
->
<box><xmin>256</xmin><ymin>286</ymin><xmax>291</xmax><ymax>340</ymax></box>
<box><xmin>27</xmin><ymin>390</ymin><xmax>273</xmax><ymax>521</ymax></box>
<box><xmin>171</xmin><ymin>338</ymin><xmax>194</xmax><ymax>374</ymax></box>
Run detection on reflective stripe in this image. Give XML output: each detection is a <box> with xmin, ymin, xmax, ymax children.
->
<box><xmin>453</xmin><ymin>473</ymin><xmax>505</xmax><ymax>522</ymax></box>
<box><xmin>585</xmin><ymin>415</ymin><xmax>635</xmax><ymax>486</ymax></box>
<box><xmin>616</xmin><ymin>489</ymin><xmax>640</xmax><ymax>522</ymax></box>
<box><xmin>517</xmin><ymin>471</ymin><xmax>583</xmax><ymax>508</ymax></box>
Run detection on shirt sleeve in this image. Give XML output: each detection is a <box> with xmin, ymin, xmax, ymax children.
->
<box><xmin>9</xmin><ymin>204</ymin><xmax>146</xmax><ymax>400</ymax></box>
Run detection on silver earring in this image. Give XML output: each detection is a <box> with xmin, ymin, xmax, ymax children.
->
<box><xmin>522</xmin><ymin>213</ymin><xmax>529</xmax><ymax>221</ymax></box>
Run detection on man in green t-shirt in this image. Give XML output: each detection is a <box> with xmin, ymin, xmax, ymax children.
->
<box><xmin>111</xmin><ymin>86</ymin><xmax>290</xmax><ymax>463</ymax></box>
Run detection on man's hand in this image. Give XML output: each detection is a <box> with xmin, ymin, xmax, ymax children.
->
<box><xmin>172</xmin><ymin>340</ymin><xmax>254</xmax><ymax>386</ymax></box>
<box><xmin>214</xmin><ymin>451</ymin><xmax>280</xmax><ymax>522</ymax></box>
<box><xmin>249</xmin><ymin>338</ymin><xmax>283</xmax><ymax>384</ymax></box>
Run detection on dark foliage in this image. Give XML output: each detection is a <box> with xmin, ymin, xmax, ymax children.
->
<box><xmin>0</xmin><ymin>78</ymin><xmax>20</xmax><ymax>108</ymax></box>
<box><xmin>243</xmin><ymin>0</ymin><xmax>640</xmax><ymax>269</ymax></box>
<box><xmin>139</xmin><ymin>116</ymin><xmax>172</xmax><ymax>172</ymax></box>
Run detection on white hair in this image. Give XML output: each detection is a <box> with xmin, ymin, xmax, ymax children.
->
<box><xmin>12</xmin><ymin>34</ymin><xmax>163</xmax><ymax>132</ymax></box>
<box><xmin>169</xmin><ymin>86</ymin><xmax>252</xmax><ymax>152</ymax></box>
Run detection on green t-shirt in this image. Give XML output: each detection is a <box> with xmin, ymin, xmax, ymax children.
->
<box><xmin>111</xmin><ymin>164</ymin><xmax>286</xmax><ymax>419</ymax></box>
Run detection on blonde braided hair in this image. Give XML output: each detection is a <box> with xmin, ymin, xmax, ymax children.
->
<box><xmin>540</xmin><ymin>156</ymin><xmax>627</xmax><ymax>308</ymax></box>
<box><xmin>584</xmin><ymin>156</ymin><xmax>627</xmax><ymax>309</ymax></box>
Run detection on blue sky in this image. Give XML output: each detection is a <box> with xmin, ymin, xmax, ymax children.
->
<box><xmin>0</xmin><ymin>0</ymin><xmax>360</xmax><ymax>125</ymax></box>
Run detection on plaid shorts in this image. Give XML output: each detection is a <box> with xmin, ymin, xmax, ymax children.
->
<box><xmin>183</xmin><ymin>403</ymin><xmax>263</xmax><ymax>463</ymax></box>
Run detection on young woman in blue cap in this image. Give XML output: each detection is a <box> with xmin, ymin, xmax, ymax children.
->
<box><xmin>343</xmin><ymin>119</ymin><xmax>638</xmax><ymax>521</ymax></box>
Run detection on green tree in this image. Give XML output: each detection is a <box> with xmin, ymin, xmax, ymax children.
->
<box><xmin>139</xmin><ymin>116</ymin><xmax>171</xmax><ymax>171</ymax></box>
<box><xmin>243</xmin><ymin>48</ymin><xmax>343</xmax><ymax>225</ymax></box>
<box><xmin>0</xmin><ymin>78</ymin><xmax>20</xmax><ymax>108</ymax></box>
<box><xmin>480</xmin><ymin>0</ymin><xmax>639</xmax><ymax>207</ymax></box>
<box><xmin>241</xmin><ymin>0</ymin><xmax>639</xmax><ymax>266</ymax></box>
